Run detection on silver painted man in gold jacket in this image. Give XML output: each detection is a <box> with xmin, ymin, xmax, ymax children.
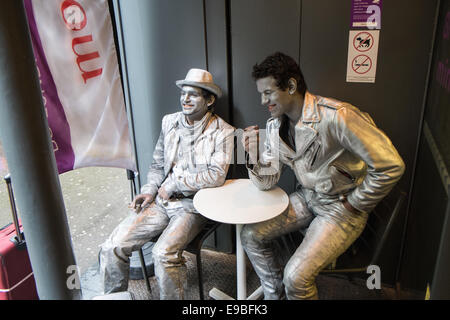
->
<box><xmin>100</xmin><ymin>69</ymin><xmax>234</xmax><ymax>299</ymax></box>
<box><xmin>242</xmin><ymin>52</ymin><xmax>405</xmax><ymax>300</ymax></box>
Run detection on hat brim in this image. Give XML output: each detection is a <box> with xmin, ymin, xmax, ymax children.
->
<box><xmin>176</xmin><ymin>80</ymin><xmax>222</xmax><ymax>98</ymax></box>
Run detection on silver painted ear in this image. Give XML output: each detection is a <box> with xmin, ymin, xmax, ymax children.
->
<box><xmin>288</xmin><ymin>78</ymin><xmax>297</xmax><ymax>94</ymax></box>
<box><xmin>207</xmin><ymin>95</ymin><xmax>216</xmax><ymax>107</ymax></box>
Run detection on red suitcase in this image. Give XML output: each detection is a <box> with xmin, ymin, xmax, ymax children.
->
<box><xmin>0</xmin><ymin>174</ymin><xmax>39</xmax><ymax>300</ymax></box>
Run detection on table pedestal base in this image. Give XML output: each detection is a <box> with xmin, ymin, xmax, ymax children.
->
<box><xmin>208</xmin><ymin>224</ymin><xmax>264</xmax><ymax>300</ymax></box>
<box><xmin>209</xmin><ymin>286</ymin><xmax>263</xmax><ymax>300</ymax></box>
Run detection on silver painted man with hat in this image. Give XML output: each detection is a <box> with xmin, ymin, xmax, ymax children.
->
<box><xmin>99</xmin><ymin>68</ymin><xmax>234</xmax><ymax>299</ymax></box>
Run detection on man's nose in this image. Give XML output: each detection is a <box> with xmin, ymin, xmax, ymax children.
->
<box><xmin>182</xmin><ymin>94</ymin><xmax>191</xmax><ymax>103</ymax></box>
<box><xmin>261</xmin><ymin>94</ymin><xmax>268</xmax><ymax>105</ymax></box>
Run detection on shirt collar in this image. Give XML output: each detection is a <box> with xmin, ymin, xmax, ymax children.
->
<box><xmin>179</xmin><ymin>111</ymin><xmax>212</xmax><ymax>131</ymax></box>
<box><xmin>300</xmin><ymin>91</ymin><xmax>321</xmax><ymax>124</ymax></box>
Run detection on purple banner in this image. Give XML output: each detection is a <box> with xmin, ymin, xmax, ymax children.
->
<box><xmin>24</xmin><ymin>0</ymin><xmax>75</xmax><ymax>174</ymax></box>
<box><xmin>351</xmin><ymin>0</ymin><xmax>382</xmax><ymax>29</ymax></box>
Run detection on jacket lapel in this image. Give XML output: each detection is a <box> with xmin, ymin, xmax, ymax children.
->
<box><xmin>293</xmin><ymin>92</ymin><xmax>321</xmax><ymax>159</ymax></box>
<box><xmin>164</xmin><ymin>122</ymin><xmax>181</xmax><ymax>176</ymax></box>
<box><xmin>301</xmin><ymin>91</ymin><xmax>321</xmax><ymax>123</ymax></box>
<box><xmin>294</xmin><ymin>125</ymin><xmax>318</xmax><ymax>157</ymax></box>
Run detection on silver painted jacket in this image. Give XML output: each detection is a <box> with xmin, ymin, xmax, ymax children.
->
<box><xmin>248</xmin><ymin>91</ymin><xmax>405</xmax><ymax>213</ymax></box>
<box><xmin>141</xmin><ymin>111</ymin><xmax>235</xmax><ymax>200</ymax></box>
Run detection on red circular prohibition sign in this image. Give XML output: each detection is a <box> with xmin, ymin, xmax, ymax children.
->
<box><xmin>353</xmin><ymin>31</ymin><xmax>374</xmax><ymax>52</ymax></box>
<box><xmin>351</xmin><ymin>55</ymin><xmax>372</xmax><ymax>74</ymax></box>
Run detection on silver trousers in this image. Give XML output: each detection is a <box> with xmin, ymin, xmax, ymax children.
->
<box><xmin>241</xmin><ymin>191</ymin><xmax>368</xmax><ymax>300</ymax></box>
<box><xmin>99</xmin><ymin>197</ymin><xmax>207</xmax><ymax>299</ymax></box>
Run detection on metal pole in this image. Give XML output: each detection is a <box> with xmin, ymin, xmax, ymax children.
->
<box><xmin>0</xmin><ymin>0</ymin><xmax>81</xmax><ymax>300</ymax></box>
<box><xmin>236</xmin><ymin>224</ymin><xmax>246</xmax><ymax>300</ymax></box>
<box><xmin>111</xmin><ymin>0</ymin><xmax>141</xmax><ymax>192</ymax></box>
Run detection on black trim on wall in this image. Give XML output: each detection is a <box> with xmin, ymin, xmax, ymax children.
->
<box><xmin>202</xmin><ymin>0</ymin><xmax>209</xmax><ymax>71</ymax></box>
<box><xmin>395</xmin><ymin>0</ymin><xmax>442</xmax><ymax>288</ymax></box>
<box><xmin>108</xmin><ymin>0</ymin><xmax>140</xmax><ymax>186</ymax></box>
<box><xmin>225</xmin><ymin>0</ymin><xmax>234</xmax><ymax>126</ymax></box>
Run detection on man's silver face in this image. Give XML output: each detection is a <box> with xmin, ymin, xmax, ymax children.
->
<box><xmin>256</xmin><ymin>76</ymin><xmax>291</xmax><ymax>118</ymax></box>
<box><xmin>180</xmin><ymin>85</ymin><xmax>208</xmax><ymax>118</ymax></box>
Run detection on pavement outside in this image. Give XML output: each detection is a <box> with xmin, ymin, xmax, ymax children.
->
<box><xmin>0</xmin><ymin>140</ymin><xmax>131</xmax><ymax>276</ymax></box>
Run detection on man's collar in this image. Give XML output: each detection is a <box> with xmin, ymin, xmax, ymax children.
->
<box><xmin>271</xmin><ymin>91</ymin><xmax>320</xmax><ymax>127</ymax></box>
<box><xmin>300</xmin><ymin>91</ymin><xmax>320</xmax><ymax>124</ymax></box>
<box><xmin>180</xmin><ymin>111</ymin><xmax>212</xmax><ymax>129</ymax></box>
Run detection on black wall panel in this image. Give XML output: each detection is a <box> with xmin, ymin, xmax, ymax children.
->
<box><xmin>401</xmin><ymin>135</ymin><xmax>448</xmax><ymax>292</ymax></box>
<box><xmin>301</xmin><ymin>0</ymin><xmax>437</xmax><ymax>197</ymax></box>
<box><xmin>400</xmin><ymin>0</ymin><xmax>450</xmax><ymax>294</ymax></box>
<box><xmin>229</xmin><ymin>0</ymin><xmax>301</xmax><ymax>192</ymax></box>
<box><xmin>300</xmin><ymin>0</ymin><xmax>438</xmax><ymax>285</ymax></box>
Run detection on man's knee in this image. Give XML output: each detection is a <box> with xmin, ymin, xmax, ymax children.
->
<box><xmin>99</xmin><ymin>245</ymin><xmax>129</xmax><ymax>272</ymax></box>
<box><xmin>240</xmin><ymin>225</ymin><xmax>266</xmax><ymax>248</ymax></box>
<box><xmin>283</xmin><ymin>268</ymin><xmax>307</xmax><ymax>291</ymax></box>
<box><xmin>152</xmin><ymin>241</ymin><xmax>183</xmax><ymax>266</ymax></box>
<box><xmin>283</xmin><ymin>261</ymin><xmax>317</xmax><ymax>299</ymax></box>
<box><xmin>100</xmin><ymin>228</ymin><xmax>134</xmax><ymax>263</ymax></box>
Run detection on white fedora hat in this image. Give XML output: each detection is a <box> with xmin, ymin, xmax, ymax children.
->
<box><xmin>176</xmin><ymin>68</ymin><xmax>222</xmax><ymax>98</ymax></box>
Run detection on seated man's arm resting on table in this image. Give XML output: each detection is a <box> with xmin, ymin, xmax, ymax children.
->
<box><xmin>163</xmin><ymin>125</ymin><xmax>235</xmax><ymax>195</ymax></box>
<box><xmin>332</xmin><ymin>106</ymin><xmax>405</xmax><ymax>214</ymax></box>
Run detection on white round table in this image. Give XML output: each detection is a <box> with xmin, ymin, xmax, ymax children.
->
<box><xmin>193</xmin><ymin>179</ymin><xmax>289</xmax><ymax>300</ymax></box>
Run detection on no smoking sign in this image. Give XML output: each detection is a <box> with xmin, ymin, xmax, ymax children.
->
<box><xmin>352</xmin><ymin>55</ymin><xmax>372</xmax><ymax>74</ymax></box>
<box><xmin>347</xmin><ymin>30</ymin><xmax>380</xmax><ymax>83</ymax></box>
